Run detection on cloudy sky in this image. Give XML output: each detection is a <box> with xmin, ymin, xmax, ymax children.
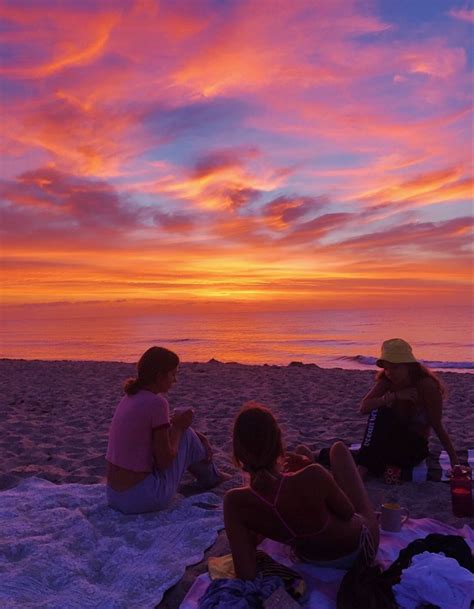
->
<box><xmin>1</xmin><ymin>0</ymin><xmax>472</xmax><ymax>310</ymax></box>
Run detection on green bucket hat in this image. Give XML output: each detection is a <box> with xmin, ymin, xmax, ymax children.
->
<box><xmin>376</xmin><ymin>338</ymin><xmax>418</xmax><ymax>367</ymax></box>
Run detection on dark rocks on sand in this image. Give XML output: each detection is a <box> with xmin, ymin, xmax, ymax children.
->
<box><xmin>288</xmin><ymin>361</ymin><xmax>320</xmax><ymax>368</ymax></box>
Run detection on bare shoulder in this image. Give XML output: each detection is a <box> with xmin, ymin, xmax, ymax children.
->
<box><xmin>286</xmin><ymin>465</ymin><xmax>332</xmax><ymax>504</ymax></box>
<box><xmin>224</xmin><ymin>486</ymin><xmax>250</xmax><ymax>509</ymax></box>
<box><xmin>291</xmin><ymin>463</ymin><xmax>331</xmax><ymax>485</ymax></box>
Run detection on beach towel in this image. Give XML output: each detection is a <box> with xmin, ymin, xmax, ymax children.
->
<box><xmin>180</xmin><ymin>518</ymin><xmax>474</xmax><ymax>609</ymax></box>
<box><xmin>0</xmin><ymin>476</ymin><xmax>224</xmax><ymax>609</ymax></box>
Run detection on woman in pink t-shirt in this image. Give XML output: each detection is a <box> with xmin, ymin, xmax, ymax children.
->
<box><xmin>106</xmin><ymin>346</ymin><xmax>227</xmax><ymax>513</ymax></box>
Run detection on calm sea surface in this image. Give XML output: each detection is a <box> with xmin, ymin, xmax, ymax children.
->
<box><xmin>1</xmin><ymin>305</ymin><xmax>472</xmax><ymax>372</ymax></box>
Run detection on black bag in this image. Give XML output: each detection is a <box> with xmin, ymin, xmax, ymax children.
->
<box><xmin>356</xmin><ymin>407</ymin><xmax>428</xmax><ymax>475</ymax></box>
<box><xmin>336</xmin><ymin>557</ymin><xmax>397</xmax><ymax>609</ymax></box>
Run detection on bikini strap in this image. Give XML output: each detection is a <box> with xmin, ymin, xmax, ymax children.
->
<box><xmin>249</xmin><ymin>475</ymin><xmax>311</xmax><ymax>541</ymax></box>
<box><xmin>273</xmin><ymin>474</ymin><xmax>285</xmax><ymax>506</ymax></box>
<box><xmin>248</xmin><ymin>485</ymin><xmax>272</xmax><ymax>507</ymax></box>
<box><xmin>248</xmin><ymin>474</ymin><xmax>285</xmax><ymax>507</ymax></box>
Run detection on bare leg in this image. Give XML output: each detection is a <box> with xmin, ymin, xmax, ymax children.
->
<box><xmin>329</xmin><ymin>441</ymin><xmax>379</xmax><ymax>551</ymax></box>
<box><xmin>185</xmin><ymin>428</ymin><xmax>231</xmax><ymax>488</ymax></box>
<box><xmin>295</xmin><ymin>444</ymin><xmax>315</xmax><ymax>461</ymax></box>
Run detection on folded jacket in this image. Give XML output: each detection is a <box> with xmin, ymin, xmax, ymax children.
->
<box><xmin>208</xmin><ymin>550</ymin><xmax>307</xmax><ymax>602</ymax></box>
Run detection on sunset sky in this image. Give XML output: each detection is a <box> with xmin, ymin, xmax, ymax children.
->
<box><xmin>1</xmin><ymin>0</ymin><xmax>473</xmax><ymax>310</ymax></box>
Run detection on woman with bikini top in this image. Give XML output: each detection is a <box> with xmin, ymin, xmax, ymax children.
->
<box><xmin>224</xmin><ymin>402</ymin><xmax>379</xmax><ymax>579</ymax></box>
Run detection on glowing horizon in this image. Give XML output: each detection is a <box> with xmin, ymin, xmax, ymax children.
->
<box><xmin>1</xmin><ymin>0</ymin><xmax>473</xmax><ymax>310</ymax></box>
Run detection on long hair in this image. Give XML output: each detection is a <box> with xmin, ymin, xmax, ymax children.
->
<box><xmin>232</xmin><ymin>402</ymin><xmax>285</xmax><ymax>475</ymax></box>
<box><xmin>377</xmin><ymin>362</ymin><xmax>445</xmax><ymax>396</ymax></box>
<box><xmin>124</xmin><ymin>346</ymin><xmax>179</xmax><ymax>395</ymax></box>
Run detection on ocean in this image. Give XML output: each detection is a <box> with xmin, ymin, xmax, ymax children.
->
<box><xmin>1</xmin><ymin>304</ymin><xmax>472</xmax><ymax>372</ymax></box>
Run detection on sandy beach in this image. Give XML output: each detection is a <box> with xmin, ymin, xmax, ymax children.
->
<box><xmin>1</xmin><ymin>358</ymin><xmax>473</xmax><ymax>607</ymax></box>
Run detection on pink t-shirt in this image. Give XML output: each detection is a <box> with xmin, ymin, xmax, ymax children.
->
<box><xmin>106</xmin><ymin>390</ymin><xmax>170</xmax><ymax>472</ymax></box>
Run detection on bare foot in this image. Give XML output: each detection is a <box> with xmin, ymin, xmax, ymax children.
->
<box><xmin>204</xmin><ymin>471</ymin><xmax>232</xmax><ymax>489</ymax></box>
<box><xmin>182</xmin><ymin>470</ymin><xmax>233</xmax><ymax>495</ymax></box>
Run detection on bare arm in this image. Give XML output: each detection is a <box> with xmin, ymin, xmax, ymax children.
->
<box><xmin>312</xmin><ymin>465</ymin><xmax>355</xmax><ymax>521</ymax></box>
<box><xmin>223</xmin><ymin>491</ymin><xmax>258</xmax><ymax>580</ymax></box>
<box><xmin>152</xmin><ymin>425</ymin><xmax>181</xmax><ymax>470</ymax></box>
<box><xmin>359</xmin><ymin>380</ymin><xmax>391</xmax><ymax>414</ymax></box>
<box><xmin>152</xmin><ymin>409</ymin><xmax>193</xmax><ymax>470</ymax></box>
<box><xmin>419</xmin><ymin>378</ymin><xmax>459</xmax><ymax>466</ymax></box>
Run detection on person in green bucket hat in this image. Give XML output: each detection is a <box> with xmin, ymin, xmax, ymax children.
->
<box><xmin>356</xmin><ymin>338</ymin><xmax>459</xmax><ymax>480</ymax></box>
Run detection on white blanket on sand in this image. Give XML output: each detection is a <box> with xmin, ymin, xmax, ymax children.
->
<box><xmin>0</xmin><ymin>477</ymin><xmax>224</xmax><ymax>609</ymax></box>
<box><xmin>181</xmin><ymin>518</ymin><xmax>474</xmax><ymax>609</ymax></box>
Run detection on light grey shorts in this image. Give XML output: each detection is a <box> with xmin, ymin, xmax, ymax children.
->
<box><xmin>294</xmin><ymin>515</ymin><xmax>376</xmax><ymax>569</ymax></box>
<box><xmin>107</xmin><ymin>427</ymin><xmax>219</xmax><ymax>514</ymax></box>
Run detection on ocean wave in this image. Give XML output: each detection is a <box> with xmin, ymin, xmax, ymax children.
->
<box><xmin>421</xmin><ymin>360</ymin><xmax>474</xmax><ymax>370</ymax></box>
<box><xmin>340</xmin><ymin>355</ymin><xmax>474</xmax><ymax>370</ymax></box>
<box><xmin>340</xmin><ymin>355</ymin><xmax>378</xmax><ymax>366</ymax></box>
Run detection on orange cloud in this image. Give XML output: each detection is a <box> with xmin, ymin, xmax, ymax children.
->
<box><xmin>147</xmin><ymin>148</ymin><xmax>285</xmax><ymax>211</ymax></box>
<box><xmin>0</xmin><ymin>6</ymin><xmax>118</xmax><ymax>79</ymax></box>
<box><xmin>261</xmin><ymin>196</ymin><xmax>326</xmax><ymax>230</ymax></box>
<box><xmin>356</xmin><ymin>166</ymin><xmax>472</xmax><ymax>208</ymax></box>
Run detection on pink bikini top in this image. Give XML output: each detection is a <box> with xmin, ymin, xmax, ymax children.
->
<box><xmin>248</xmin><ymin>474</ymin><xmax>330</xmax><ymax>543</ymax></box>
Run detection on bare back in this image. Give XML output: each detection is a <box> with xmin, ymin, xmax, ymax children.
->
<box><xmin>106</xmin><ymin>461</ymin><xmax>149</xmax><ymax>492</ymax></box>
<box><xmin>225</xmin><ymin>464</ymin><xmax>367</xmax><ymax>568</ymax></box>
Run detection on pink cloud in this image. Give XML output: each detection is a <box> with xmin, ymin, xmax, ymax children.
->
<box><xmin>448</xmin><ymin>8</ymin><xmax>474</xmax><ymax>23</ymax></box>
<box><xmin>261</xmin><ymin>196</ymin><xmax>327</xmax><ymax>229</ymax></box>
<box><xmin>334</xmin><ymin>216</ymin><xmax>473</xmax><ymax>259</ymax></box>
<box><xmin>193</xmin><ymin>147</ymin><xmax>260</xmax><ymax>180</ymax></box>
<box><xmin>153</xmin><ymin>211</ymin><xmax>195</xmax><ymax>234</ymax></box>
<box><xmin>281</xmin><ymin>213</ymin><xmax>353</xmax><ymax>245</ymax></box>
<box><xmin>0</xmin><ymin>167</ymin><xmax>139</xmax><ymax>240</ymax></box>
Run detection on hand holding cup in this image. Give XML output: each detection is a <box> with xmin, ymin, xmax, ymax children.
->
<box><xmin>395</xmin><ymin>387</ymin><xmax>418</xmax><ymax>403</ymax></box>
<box><xmin>172</xmin><ymin>407</ymin><xmax>194</xmax><ymax>430</ymax></box>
